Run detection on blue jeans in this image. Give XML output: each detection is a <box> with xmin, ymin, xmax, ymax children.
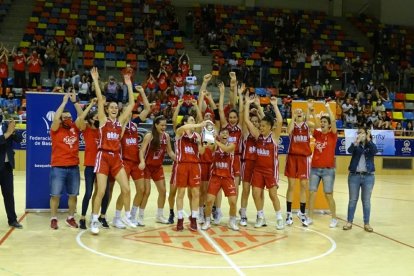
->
<box><xmin>49</xmin><ymin>166</ymin><xmax>80</xmax><ymax>196</ymax></box>
<box><xmin>309</xmin><ymin>168</ymin><xmax>335</xmax><ymax>193</ymax></box>
<box><xmin>347</xmin><ymin>173</ymin><xmax>375</xmax><ymax>224</ymax></box>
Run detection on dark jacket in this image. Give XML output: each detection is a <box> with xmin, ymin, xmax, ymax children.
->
<box><xmin>0</xmin><ymin>121</ymin><xmax>23</xmax><ymax>170</ymax></box>
<box><xmin>347</xmin><ymin>141</ymin><xmax>378</xmax><ymax>173</ymax></box>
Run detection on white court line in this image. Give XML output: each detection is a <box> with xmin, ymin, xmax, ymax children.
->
<box><xmin>183</xmin><ymin>210</ymin><xmax>245</xmax><ymax>276</ymax></box>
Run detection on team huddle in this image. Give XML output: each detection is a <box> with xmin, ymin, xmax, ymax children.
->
<box><xmin>48</xmin><ymin>69</ymin><xmax>338</xmax><ymax>235</ymax></box>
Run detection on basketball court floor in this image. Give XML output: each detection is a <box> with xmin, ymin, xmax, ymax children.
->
<box><xmin>0</xmin><ymin>169</ymin><xmax>413</xmax><ymax>275</ymax></box>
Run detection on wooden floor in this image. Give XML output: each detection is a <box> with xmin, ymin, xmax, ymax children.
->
<box><xmin>0</xmin><ymin>169</ymin><xmax>413</xmax><ymax>276</ymax></box>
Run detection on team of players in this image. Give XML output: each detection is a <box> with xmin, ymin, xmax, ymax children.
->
<box><xmin>49</xmin><ymin>69</ymin><xmax>338</xmax><ymax>234</ymax></box>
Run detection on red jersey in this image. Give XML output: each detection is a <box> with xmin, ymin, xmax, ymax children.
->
<box><xmin>225</xmin><ymin>124</ymin><xmax>242</xmax><ymax>155</ymax></box>
<box><xmin>98</xmin><ymin>118</ymin><xmax>122</xmax><ymax>153</ymax></box>
<box><xmin>242</xmin><ymin>134</ymin><xmax>257</xmax><ymax>161</ymax></box>
<box><xmin>288</xmin><ymin>122</ymin><xmax>312</xmax><ymax>156</ymax></box>
<box><xmin>158</xmin><ymin>75</ymin><xmax>168</xmax><ymax>91</ymax></box>
<box><xmin>28</xmin><ymin>56</ymin><xmax>42</xmax><ymax>73</ymax></box>
<box><xmin>145</xmin><ymin>132</ymin><xmax>168</xmax><ymax>167</ymax></box>
<box><xmin>13</xmin><ymin>55</ymin><xmax>26</xmax><ymax>72</ymax></box>
<box><xmin>255</xmin><ymin>133</ymin><xmax>278</xmax><ymax>175</ymax></box>
<box><xmin>174</xmin><ymin>75</ymin><xmax>184</xmax><ymax>87</ymax></box>
<box><xmin>83</xmin><ymin>126</ymin><xmax>99</xmax><ymax>166</ymax></box>
<box><xmin>200</xmin><ymin>146</ymin><xmax>213</xmax><ymax>163</ymax></box>
<box><xmin>50</xmin><ymin>123</ymin><xmax>80</xmax><ymax>167</ymax></box>
<box><xmin>167</xmin><ymin>94</ymin><xmax>179</xmax><ymax>107</ymax></box>
<box><xmin>312</xmin><ymin>130</ymin><xmax>337</xmax><ymax>168</ymax></box>
<box><xmin>179</xmin><ymin>63</ymin><xmax>190</xmax><ymax>77</ymax></box>
<box><xmin>0</xmin><ymin>62</ymin><xmax>8</xmax><ymax>78</ymax></box>
<box><xmin>175</xmin><ymin>132</ymin><xmax>201</xmax><ymax>163</ymax></box>
<box><xmin>121</xmin><ymin>121</ymin><xmax>140</xmax><ymax>162</ymax></box>
<box><xmin>211</xmin><ymin>146</ymin><xmax>234</xmax><ymax>178</ymax></box>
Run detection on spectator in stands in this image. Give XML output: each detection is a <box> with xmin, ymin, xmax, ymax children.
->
<box><xmin>104</xmin><ymin>75</ymin><xmax>121</xmax><ymax>103</ymax></box>
<box><xmin>360</xmin><ymin>60</ymin><xmax>372</xmax><ymax>88</ymax></box>
<box><xmin>145</xmin><ymin>70</ymin><xmax>158</xmax><ymax>103</ymax></box>
<box><xmin>295</xmin><ymin>48</ymin><xmax>306</xmax><ymax>70</ymax></box>
<box><xmin>278</xmin><ymin>78</ymin><xmax>292</xmax><ymax>96</ymax></box>
<box><xmin>78</xmin><ymin>73</ymin><xmax>91</xmax><ymax>101</ymax></box>
<box><xmin>313</xmin><ymin>80</ymin><xmax>322</xmax><ymax>98</ymax></box>
<box><xmin>404</xmin><ymin>121</ymin><xmax>414</xmax><ymax>136</ymax></box>
<box><xmin>69</xmin><ymin>70</ymin><xmax>80</xmax><ymax>88</ymax></box>
<box><xmin>352</xmin><ymin>56</ymin><xmax>363</xmax><ymax>86</ymax></box>
<box><xmin>322</xmin><ymin>79</ymin><xmax>333</xmax><ymax>98</ymax></box>
<box><xmin>402</xmin><ymin>63</ymin><xmax>414</xmax><ymax>91</ymax></box>
<box><xmin>344</xmin><ymin>108</ymin><xmax>357</xmax><ymax>129</ymax></box>
<box><xmin>377</xmin><ymin>82</ymin><xmax>390</xmax><ymax>101</ymax></box>
<box><xmin>173</xmin><ymin>70</ymin><xmax>185</xmax><ymax>98</ymax></box>
<box><xmin>376</xmin><ymin>111</ymin><xmax>391</xmax><ymax>129</ymax></box>
<box><xmin>67</xmin><ymin>39</ymin><xmax>80</xmax><ymax>71</ymax></box>
<box><xmin>374</xmin><ymin>99</ymin><xmax>385</xmax><ymax>113</ymax></box>
<box><xmin>27</xmin><ymin>50</ymin><xmax>42</xmax><ymax>88</ymax></box>
<box><xmin>324</xmin><ymin>59</ymin><xmax>334</xmax><ymax>81</ymax></box>
<box><xmin>0</xmin><ymin>47</ymin><xmax>9</xmax><ymax>96</ymax></box>
<box><xmin>185</xmin><ymin>70</ymin><xmax>197</xmax><ymax>93</ymax></box>
<box><xmin>341</xmin><ymin>57</ymin><xmax>353</xmax><ymax>88</ymax></box>
<box><xmin>310</xmin><ymin>50</ymin><xmax>321</xmax><ymax>81</ymax></box>
<box><xmin>302</xmin><ymin>78</ymin><xmax>313</xmax><ymax>97</ymax></box>
<box><xmin>386</xmin><ymin>57</ymin><xmax>399</xmax><ymax>92</ymax></box>
<box><xmin>345</xmin><ymin>79</ymin><xmax>358</xmax><ymax>99</ymax></box>
<box><xmin>11</xmin><ymin>48</ymin><xmax>26</xmax><ymax>89</ymax></box>
<box><xmin>261</xmin><ymin>47</ymin><xmax>273</xmax><ymax>87</ymax></box>
<box><xmin>185</xmin><ymin>11</ymin><xmax>194</xmax><ymax>39</ymax></box>
<box><xmin>3</xmin><ymin>92</ymin><xmax>17</xmax><ymax>116</ymax></box>
<box><xmin>178</xmin><ymin>52</ymin><xmax>190</xmax><ymax>78</ymax></box>
<box><xmin>55</xmin><ymin>68</ymin><xmax>66</xmax><ymax>87</ymax></box>
<box><xmin>45</xmin><ymin>41</ymin><xmax>59</xmax><ymax>79</ymax></box>
<box><xmin>335</xmin><ymin>98</ymin><xmax>343</xmax><ymax>121</ymax></box>
<box><xmin>372</xmin><ymin>52</ymin><xmax>385</xmax><ymax>81</ymax></box>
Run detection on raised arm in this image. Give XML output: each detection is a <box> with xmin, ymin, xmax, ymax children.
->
<box><xmin>287</xmin><ymin>109</ymin><xmax>296</xmax><ymax>135</ymax></box>
<box><xmin>118</xmin><ymin>74</ymin><xmax>135</xmax><ymax>124</ymax></box>
<box><xmin>218</xmin><ymin>82</ymin><xmax>228</xmax><ymax>128</ymax></box>
<box><xmin>176</xmin><ymin>121</ymin><xmax>206</xmax><ymax>138</ymax></box>
<box><xmin>192</xmin><ymin>99</ymin><xmax>203</xmax><ymax>123</ymax></box>
<box><xmin>75</xmin><ymin>98</ymin><xmax>97</xmax><ymax>130</ymax></box>
<box><xmin>306</xmin><ymin>100</ymin><xmax>316</xmax><ymax>130</ymax></box>
<box><xmin>253</xmin><ymin>96</ymin><xmax>265</xmax><ymax>119</ymax></box>
<box><xmin>229</xmin><ymin>72</ymin><xmax>237</xmax><ymax>108</ymax></box>
<box><xmin>51</xmin><ymin>94</ymin><xmax>70</xmax><ymax>131</ymax></box>
<box><xmin>136</xmin><ymin>85</ymin><xmax>151</xmax><ymax>121</ymax></box>
<box><xmin>90</xmin><ymin>67</ymin><xmax>106</xmax><ymax>125</ymax></box>
<box><xmin>172</xmin><ymin>99</ymin><xmax>184</xmax><ymax>131</ymax></box>
<box><xmin>237</xmin><ymin>84</ymin><xmax>245</xmax><ymax>127</ymax></box>
<box><xmin>199</xmin><ymin>74</ymin><xmax>212</xmax><ymax>96</ymax></box>
<box><xmin>69</xmin><ymin>91</ymin><xmax>83</xmax><ymax>117</ymax></box>
<box><xmin>326</xmin><ymin>102</ymin><xmax>336</xmax><ymax>134</ymax></box>
<box><xmin>270</xmin><ymin>97</ymin><xmax>283</xmax><ymax>140</ymax></box>
<box><xmin>244</xmin><ymin>97</ymin><xmax>260</xmax><ymax>139</ymax></box>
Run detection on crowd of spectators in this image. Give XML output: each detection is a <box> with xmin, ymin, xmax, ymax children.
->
<box><xmin>1</xmin><ymin>4</ymin><xmax>414</xmax><ymax>135</ymax></box>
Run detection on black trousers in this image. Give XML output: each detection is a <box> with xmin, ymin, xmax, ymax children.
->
<box><xmin>0</xmin><ymin>162</ymin><xmax>17</xmax><ymax>224</ymax></box>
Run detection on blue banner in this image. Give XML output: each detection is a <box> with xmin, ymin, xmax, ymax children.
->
<box><xmin>26</xmin><ymin>92</ymin><xmax>78</xmax><ymax>210</ymax></box>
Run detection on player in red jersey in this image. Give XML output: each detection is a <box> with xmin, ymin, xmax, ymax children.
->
<box><xmin>75</xmin><ymin>99</ymin><xmax>110</xmax><ymax>229</ymax></box>
<box><xmin>308</xmin><ymin>102</ymin><xmax>338</xmax><ymax>228</ymax></box>
<box><xmin>111</xmin><ymin>85</ymin><xmax>150</xmax><ymax>228</ymax></box>
<box><xmin>245</xmin><ymin>96</ymin><xmax>285</xmax><ymax>230</ymax></box>
<box><xmin>216</xmin><ymin>80</ymin><xmax>243</xmax><ymax>224</ymax></box>
<box><xmin>201</xmin><ymin>128</ymin><xmax>239</xmax><ymax>231</ymax></box>
<box><xmin>89</xmin><ymin>67</ymin><xmax>135</xmax><ymax>235</ymax></box>
<box><xmin>285</xmin><ymin>101</ymin><xmax>315</xmax><ymax>227</ymax></box>
<box><xmin>239</xmin><ymin>94</ymin><xmax>264</xmax><ymax>226</ymax></box>
<box><xmin>174</xmin><ymin>116</ymin><xmax>206</xmax><ymax>231</ymax></box>
<box><xmin>138</xmin><ymin>115</ymin><xmax>176</xmax><ymax>224</ymax></box>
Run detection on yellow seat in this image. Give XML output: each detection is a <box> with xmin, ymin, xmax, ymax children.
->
<box><xmin>392</xmin><ymin>112</ymin><xmax>404</xmax><ymax>120</ymax></box>
<box><xmin>173</xmin><ymin>37</ymin><xmax>182</xmax><ymax>43</ymax></box>
<box><xmin>90</xmin><ymin>0</ymin><xmax>97</xmax><ymax>5</ymax></box>
<box><xmin>115</xmin><ymin>11</ymin><xmax>123</xmax><ymax>17</ymax></box>
<box><xmin>233</xmin><ymin>52</ymin><xmax>241</xmax><ymax>58</ymax></box>
<box><xmin>84</xmin><ymin>44</ymin><xmax>94</xmax><ymax>51</ymax></box>
<box><xmin>256</xmin><ymin>11</ymin><xmax>264</xmax><ymax>16</ymax></box>
<box><xmin>220</xmin><ymin>14</ymin><xmax>227</xmax><ymax>18</ymax></box>
<box><xmin>45</xmin><ymin>2</ymin><xmax>53</xmax><ymax>7</ymax></box>
<box><xmin>154</xmin><ymin>30</ymin><xmax>162</xmax><ymax>36</ymax></box>
<box><xmin>252</xmin><ymin>41</ymin><xmax>261</xmax><ymax>47</ymax></box>
<box><xmin>334</xmin><ymin>41</ymin><xmax>342</xmax><ymax>46</ymax></box>
<box><xmin>116</xmin><ymin>33</ymin><xmax>125</xmax><ymax>39</ymax></box>
<box><xmin>240</xmin><ymin>19</ymin><xmax>247</xmax><ymax>24</ymax></box>
<box><xmin>95</xmin><ymin>52</ymin><xmax>105</xmax><ymax>59</ymax></box>
<box><xmin>37</xmin><ymin>23</ymin><xmax>47</xmax><ymax>29</ymax></box>
<box><xmin>56</xmin><ymin>30</ymin><xmax>65</xmax><ymax>36</ymax></box>
<box><xmin>245</xmin><ymin>59</ymin><xmax>254</xmax><ymax>66</ymax></box>
<box><xmin>98</xmin><ymin>5</ymin><xmax>106</xmax><ymax>11</ymax></box>
<box><xmin>337</xmin><ymin>52</ymin><xmax>345</xmax><ymax>57</ymax></box>
<box><xmin>305</xmin><ymin>63</ymin><xmax>312</xmax><ymax>69</ymax></box>
<box><xmin>124</xmin><ymin>17</ymin><xmax>132</xmax><ymax>23</ymax></box>
<box><xmin>87</xmin><ymin>20</ymin><xmax>96</xmax><ymax>26</ymax></box>
<box><xmin>29</xmin><ymin>17</ymin><xmax>39</xmax><ymax>22</ymax></box>
<box><xmin>116</xmin><ymin>61</ymin><xmax>126</xmax><ymax>68</ymax></box>
<box><xmin>61</xmin><ymin>8</ymin><xmax>70</xmax><ymax>13</ymax></box>
<box><xmin>270</xmin><ymin>68</ymin><xmax>279</xmax><ymax>75</ymax></box>
<box><xmin>70</xmin><ymin>14</ymin><xmax>78</xmax><ymax>19</ymax></box>
<box><xmin>405</xmin><ymin>93</ymin><xmax>414</xmax><ymax>101</ymax></box>
<box><xmin>19</xmin><ymin>41</ymin><xmax>30</xmax><ymax>48</ymax></box>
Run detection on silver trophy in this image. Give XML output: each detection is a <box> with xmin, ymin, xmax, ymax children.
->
<box><xmin>202</xmin><ymin>120</ymin><xmax>215</xmax><ymax>144</ymax></box>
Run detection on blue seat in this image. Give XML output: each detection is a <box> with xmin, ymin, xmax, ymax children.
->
<box><xmin>404</xmin><ymin>112</ymin><xmax>414</xmax><ymax>120</ymax></box>
<box><xmin>255</xmin><ymin>88</ymin><xmax>267</xmax><ymax>96</ymax></box>
<box><xmin>383</xmin><ymin>101</ymin><xmax>393</xmax><ymax>110</ymax></box>
<box><xmin>336</xmin><ymin>120</ymin><xmax>343</xmax><ymax>129</ymax></box>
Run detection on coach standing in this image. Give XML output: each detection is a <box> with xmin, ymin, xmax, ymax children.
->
<box><xmin>49</xmin><ymin>93</ymin><xmax>82</xmax><ymax>230</ymax></box>
<box><xmin>0</xmin><ymin>114</ymin><xmax>23</xmax><ymax>229</ymax></box>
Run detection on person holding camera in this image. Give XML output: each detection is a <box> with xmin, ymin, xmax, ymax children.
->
<box><xmin>343</xmin><ymin>127</ymin><xmax>378</xmax><ymax>232</ymax></box>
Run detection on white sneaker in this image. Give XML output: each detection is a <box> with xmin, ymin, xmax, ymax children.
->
<box><xmin>239</xmin><ymin>217</ymin><xmax>247</xmax><ymax>226</ymax></box>
<box><xmin>254</xmin><ymin>216</ymin><xmax>266</xmax><ymax>228</ymax></box>
<box><xmin>156</xmin><ymin>215</ymin><xmax>169</xmax><ymax>224</ymax></box>
<box><xmin>130</xmin><ymin>217</ymin><xmax>138</xmax><ymax>226</ymax></box>
<box><xmin>112</xmin><ymin>217</ymin><xmax>126</xmax><ymax>229</ymax></box>
<box><xmin>286</xmin><ymin>212</ymin><xmax>293</xmax><ymax>226</ymax></box>
<box><xmin>329</xmin><ymin>218</ymin><xmax>338</xmax><ymax>228</ymax></box>
<box><xmin>201</xmin><ymin>220</ymin><xmax>211</xmax><ymax>230</ymax></box>
<box><xmin>307</xmin><ymin>217</ymin><xmax>314</xmax><ymax>226</ymax></box>
<box><xmin>123</xmin><ymin>216</ymin><xmax>137</xmax><ymax>228</ymax></box>
<box><xmin>276</xmin><ymin>218</ymin><xmax>285</xmax><ymax>230</ymax></box>
<box><xmin>228</xmin><ymin>220</ymin><xmax>240</xmax><ymax>231</ymax></box>
<box><xmin>198</xmin><ymin>213</ymin><xmax>205</xmax><ymax>224</ymax></box>
<box><xmin>297</xmin><ymin>211</ymin><xmax>309</xmax><ymax>227</ymax></box>
<box><xmin>214</xmin><ymin>211</ymin><xmax>223</xmax><ymax>225</ymax></box>
<box><xmin>136</xmin><ymin>215</ymin><xmax>145</xmax><ymax>226</ymax></box>
<box><xmin>90</xmin><ymin>220</ymin><xmax>100</xmax><ymax>235</ymax></box>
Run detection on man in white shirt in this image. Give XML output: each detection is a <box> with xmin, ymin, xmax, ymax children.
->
<box><xmin>185</xmin><ymin>70</ymin><xmax>197</xmax><ymax>93</ymax></box>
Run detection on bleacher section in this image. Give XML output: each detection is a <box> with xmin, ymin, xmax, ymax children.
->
<box><xmin>0</xmin><ymin>0</ymin><xmax>12</xmax><ymax>21</ymax></box>
<box><xmin>194</xmin><ymin>5</ymin><xmax>369</xmax><ymax>79</ymax></box>
<box><xmin>20</xmin><ymin>0</ymin><xmax>184</xmax><ymax>71</ymax></box>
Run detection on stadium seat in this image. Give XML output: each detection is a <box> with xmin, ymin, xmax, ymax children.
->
<box><xmin>393</xmin><ymin>101</ymin><xmax>404</xmax><ymax>110</ymax></box>
<box><xmin>405</xmin><ymin>102</ymin><xmax>414</xmax><ymax>110</ymax></box>
<box><xmin>392</xmin><ymin>112</ymin><xmax>404</xmax><ymax>120</ymax></box>
<box><xmin>395</xmin><ymin>93</ymin><xmax>406</xmax><ymax>101</ymax></box>
<box><xmin>405</xmin><ymin>93</ymin><xmax>414</xmax><ymax>101</ymax></box>
<box><xmin>383</xmin><ymin>101</ymin><xmax>393</xmax><ymax>110</ymax></box>
<box><xmin>403</xmin><ymin>112</ymin><xmax>414</xmax><ymax>120</ymax></box>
